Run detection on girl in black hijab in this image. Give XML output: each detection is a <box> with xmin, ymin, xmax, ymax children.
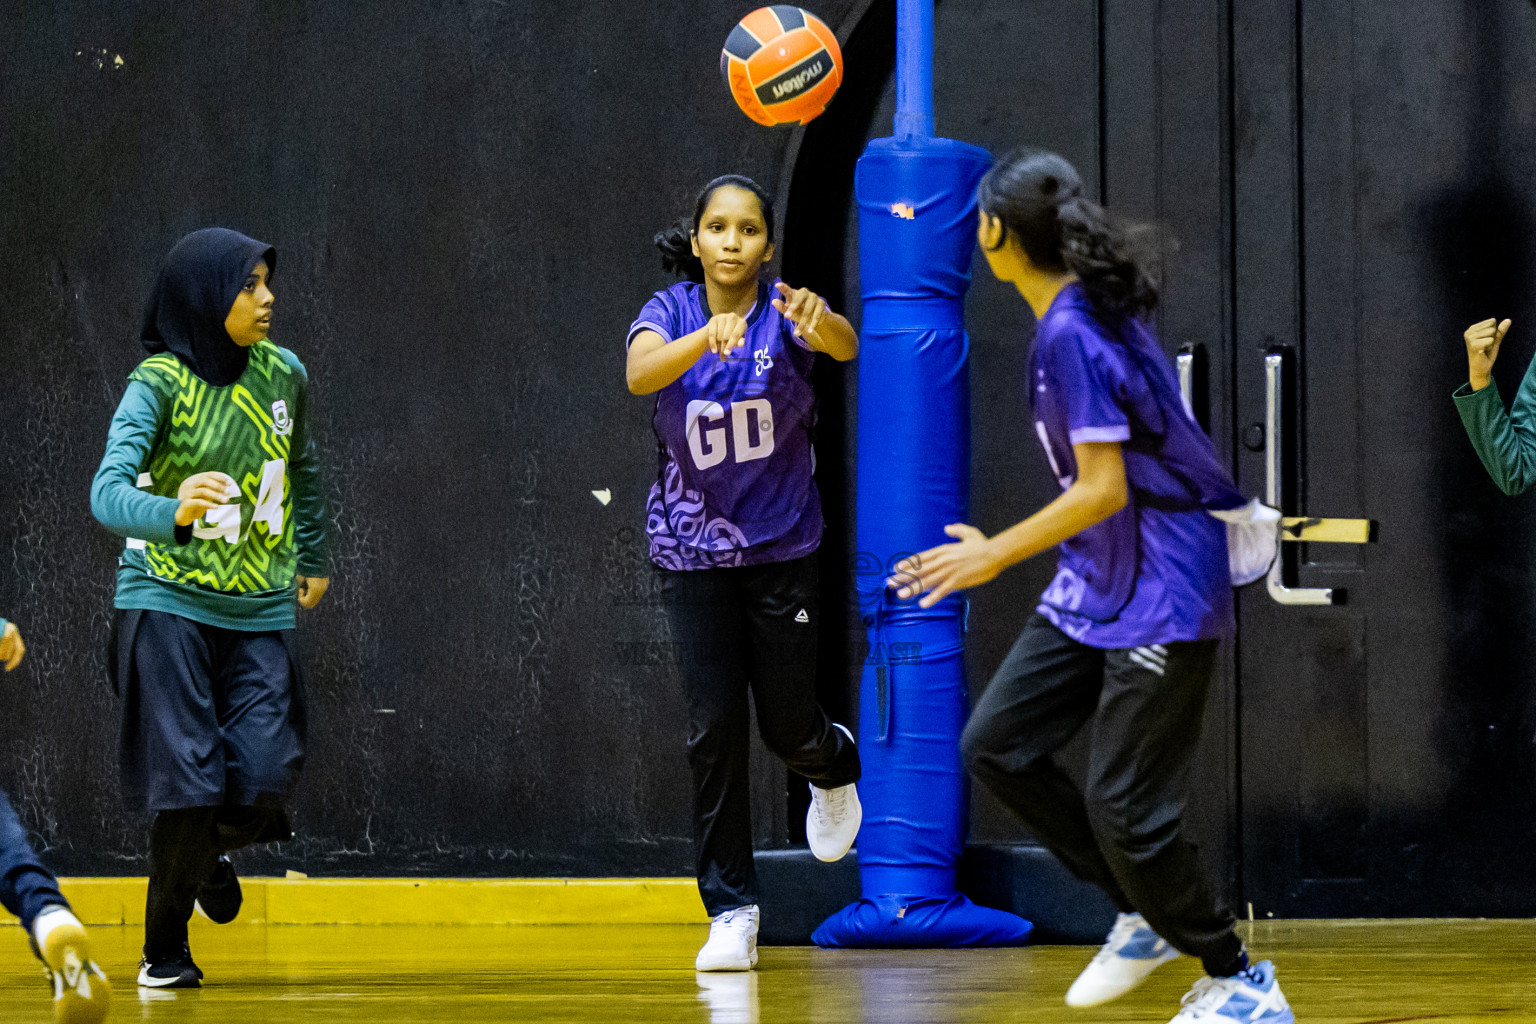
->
<box><xmin>91</xmin><ymin>228</ymin><xmax>331</xmax><ymax>988</ymax></box>
<box><xmin>140</xmin><ymin>227</ymin><xmax>274</xmax><ymax>385</ymax></box>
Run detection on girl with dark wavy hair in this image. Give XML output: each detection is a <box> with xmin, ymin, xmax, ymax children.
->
<box><xmin>892</xmin><ymin>149</ymin><xmax>1294</xmax><ymax>1024</ymax></box>
<box><xmin>625</xmin><ymin>175</ymin><xmax>862</xmax><ymax>972</ymax></box>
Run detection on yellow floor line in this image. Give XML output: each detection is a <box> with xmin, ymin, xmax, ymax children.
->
<box><xmin>57</xmin><ymin>877</ymin><xmax>710</xmax><ymax>926</ymax></box>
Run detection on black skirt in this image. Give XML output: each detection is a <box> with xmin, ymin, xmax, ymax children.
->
<box><xmin>113</xmin><ymin>608</ymin><xmax>307</xmax><ymax>812</ymax></box>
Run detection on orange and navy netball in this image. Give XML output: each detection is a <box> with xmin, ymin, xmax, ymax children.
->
<box><xmin>720</xmin><ymin>6</ymin><xmax>843</xmax><ymax>127</ymax></box>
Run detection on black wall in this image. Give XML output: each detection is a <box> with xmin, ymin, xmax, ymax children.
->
<box><xmin>7</xmin><ymin>0</ymin><xmax>1536</xmax><ymax>917</ymax></box>
<box><xmin>0</xmin><ymin>0</ymin><xmax>872</xmax><ymax>876</ymax></box>
<box><xmin>5</xmin><ymin>0</ymin><xmax>1117</xmax><ymax>880</ymax></box>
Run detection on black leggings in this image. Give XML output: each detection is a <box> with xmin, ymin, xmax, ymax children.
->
<box><xmin>961</xmin><ymin>614</ymin><xmax>1243</xmax><ymax>976</ymax></box>
<box><xmin>660</xmin><ymin>554</ymin><xmax>860</xmax><ymax>917</ymax></box>
<box><xmin>117</xmin><ymin>609</ymin><xmax>305</xmax><ymax>958</ymax></box>
<box><xmin>145</xmin><ymin>806</ymin><xmax>291</xmax><ymax>959</ymax></box>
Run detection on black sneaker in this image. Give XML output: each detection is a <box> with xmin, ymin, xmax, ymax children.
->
<box><xmin>137</xmin><ymin>944</ymin><xmax>203</xmax><ymax>989</ymax></box>
<box><xmin>195</xmin><ymin>856</ymin><xmax>242</xmax><ymax>924</ymax></box>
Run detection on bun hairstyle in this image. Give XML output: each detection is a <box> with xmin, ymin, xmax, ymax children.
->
<box><xmin>655</xmin><ymin>174</ymin><xmax>776</xmax><ymax>283</ymax></box>
<box><xmin>977</xmin><ymin>148</ymin><xmax>1158</xmax><ymax>321</ymax></box>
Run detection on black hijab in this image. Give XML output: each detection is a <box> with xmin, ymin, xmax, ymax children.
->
<box><xmin>141</xmin><ymin>228</ymin><xmax>277</xmax><ymax>386</ymax></box>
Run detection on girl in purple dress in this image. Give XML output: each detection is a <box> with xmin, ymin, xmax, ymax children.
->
<box><xmin>893</xmin><ymin>149</ymin><xmax>1294</xmax><ymax>1024</ymax></box>
<box><xmin>626</xmin><ymin>175</ymin><xmax>861</xmax><ymax>971</ymax></box>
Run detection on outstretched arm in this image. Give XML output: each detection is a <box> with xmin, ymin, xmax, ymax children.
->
<box><xmin>626</xmin><ymin>314</ymin><xmax>750</xmax><ymax>395</ymax></box>
<box><xmin>887</xmin><ymin>441</ymin><xmax>1129</xmax><ymax>608</ymax></box>
<box><xmin>773</xmin><ymin>282</ymin><xmax>858</xmax><ymax>361</ymax></box>
<box><xmin>1454</xmin><ymin>318</ymin><xmax>1536</xmax><ymax>495</ymax></box>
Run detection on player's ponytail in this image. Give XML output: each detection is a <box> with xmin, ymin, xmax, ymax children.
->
<box><xmin>654</xmin><ymin>218</ymin><xmax>703</xmax><ymax>282</ymax></box>
<box><xmin>654</xmin><ymin>174</ymin><xmax>776</xmax><ymax>284</ymax></box>
<box><xmin>977</xmin><ymin>148</ymin><xmax>1158</xmax><ymax>322</ymax></box>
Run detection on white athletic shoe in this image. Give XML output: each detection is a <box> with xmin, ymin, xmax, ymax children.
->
<box><xmin>31</xmin><ymin>907</ymin><xmax>112</xmax><ymax>1023</ymax></box>
<box><xmin>1065</xmin><ymin>912</ymin><xmax>1181</xmax><ymax>1007</ymax></box>
<box><xmin>695</xmin><ymin>905</ymin><xmax>759</xmax><ymax>972</ymax></box>
<box><xmin>806</xmin><ymin>723</ymin><xmax>862</xmax><ymax>863</ymax></box>
<box><xmin>1168</xmin><ymin>961</ymin><xmax>1294</xmax><ymax>1023</ymax></box>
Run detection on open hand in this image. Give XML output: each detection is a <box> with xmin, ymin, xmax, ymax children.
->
<box><xmin>886</xmin><ymin>524</ymin><xmax>1001</xmax><ymax>609</ymax></box>
<box><xmin>297</xmin><ymin>576</ymin><xmax>329</xmax><ymax>610</ymax></box>
<box><xmin>0</xmin><ymin>622</ymin><xmax>25</xmax><ymax>672</ymax></box>
<box><xmin>175</xmin><ymin>471</ymin><xmax>239</xmax><ymax>527</ymax></box>
<box><xmin>772</xmin><ymin>282</ymin><xmax>828</xmax><ymax>341</ymax></box>
<box><xmin>704</xmin><ymin>313</ymin><xmax>748</xmax><ymax>360</ymax></box>
<box><xmin>1465</xmin><ymin>318</ymin><xmax>1512</xmax><ymax>392</ymax></box>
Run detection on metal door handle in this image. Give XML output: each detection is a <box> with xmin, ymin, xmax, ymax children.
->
<box><xmin>1177</xmin><ymin>349</ymin><xmax>1196</xmax><ymax>419</ymax></box>
<box><xmin>1279</xmin><ymin>517</ymin><xmax>1377</xmax><ymax>544</ymax></box>
<box><xmin>1265</xmin><ymin>351</ymin><xmax>1338</xmax><ymax>605</ymax></box>
<box><xmin>1176</xmin><ymin>344</ymin><xmax>1209</xmax><ymax>432</ymax></box>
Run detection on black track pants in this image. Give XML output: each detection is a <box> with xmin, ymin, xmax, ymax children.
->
<box><xmin>660</xmin><ymin>554</ymin><xmax>861</xmax><ymax>918</ymax></box>
<box><xmin>961</xmin><ymin>613</ymin><xmax>1243</xmax><ymax>976</ymax></box>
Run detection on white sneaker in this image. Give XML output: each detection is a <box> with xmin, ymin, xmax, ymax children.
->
<box><xmin>32</xmin><ymin>907</ymin><xmax>112</xmax><ymax>1023</ymax></box>
<box><xmin>806</xmin><ymin>724</ymin><xmax>862</xmax><ymax>862</ymax></box>
<box><xmin>695</xmin><ymin>905</ymin><xmax>759</xmax><ymax>972</ymax></box>
<box><xmin>1065</xmin><ymin>912</ymin><xmax>1181</xmax><ymax>1007</ymax></box>
<box><xmin>1168</xmin><ymin>961</ymin><xmax>1294</xmax><ymax>1023</ymax></box>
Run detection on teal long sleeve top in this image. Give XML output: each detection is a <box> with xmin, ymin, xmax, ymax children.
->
<box><xmin>91</xmin><ymin>378</ymin><xmax>329</xmax><ymax>631</ymax></box>
<box><xmin>1454</xmin><ymin>356</ymin><xmax>1536</xmax><ymax>496</ymax></box>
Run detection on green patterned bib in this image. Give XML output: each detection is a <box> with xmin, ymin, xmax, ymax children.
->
<box><xmin>129</xmin><ymin>341</ymin><xmax>304</xmax><ymax>595</ymax></box>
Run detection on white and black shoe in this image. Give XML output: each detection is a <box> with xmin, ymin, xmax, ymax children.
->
<box><xmin>695</xmin><ymin>905</ymin><xmax>759</xmax><ymax>972</ymax></box>
<box><xmin>137</xmin><ymin>943</ymin><xmax>203</xmax><ymax>989</ymax></box>
<box><xmin>806</xmin><ymin>723</ymin><xmax>862</xmax><ymax>863</ymax></box>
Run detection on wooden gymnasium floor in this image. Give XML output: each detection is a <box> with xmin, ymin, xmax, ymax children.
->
<box><xmin>1</xmin><ymin>920</ymin><xmax>1531</xmax><ymax>1023</ymax></box>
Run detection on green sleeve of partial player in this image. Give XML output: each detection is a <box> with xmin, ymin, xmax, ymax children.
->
<box><xmin>282</xmin><ymin>352</ymin><xmax>329</xmax><ymax>576</ymax></box>
<box><xmin>1453</xmin><ymin>357</ymin><xmax>1536</xmax><ymax>496</ymax></box>
<box><xmin>0</xmin><ymin>618</ymin><xmax>8</xmax><ymax>635</ymax></box>
<box><xmin>91</xmin><ymin>381</ymin><xmax>183</xmax><ymax>543</ymax></box>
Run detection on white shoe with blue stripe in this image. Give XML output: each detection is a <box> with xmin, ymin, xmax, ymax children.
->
<box><xmin>1169</xmin><ymin>961</ymin><xmax>1294</xmax><ymax>1023</ymax></box>
<box><xmin>1065</xmin><ymin>912</ymin><xmax>1181</xmax><ymax>1007</ymax></box>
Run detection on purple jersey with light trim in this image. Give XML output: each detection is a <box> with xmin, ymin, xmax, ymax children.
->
<box><xmin>1028</xmin><ymin>283</ymin><xmax>1237</xmax><ymax>647</ymax></box>
<box><xmin>628</xmin><ymin>279</ymin><xmax>823</xmax><ymax>570</ymax></box>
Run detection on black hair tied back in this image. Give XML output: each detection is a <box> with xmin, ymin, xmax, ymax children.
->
<box><xmin>654</xmin><ymin>174</ymin><xmax>776</xmax><ymax>284</ymax></box>
<box><xmin>977</xmin><ymin>148</ymin><xmax>1158</xmax><ymax>321</ymax></box>
<box><xmin>654</xmin><ymin>217</ymin><xmax>702</xmax><ymax>282</ymax></box>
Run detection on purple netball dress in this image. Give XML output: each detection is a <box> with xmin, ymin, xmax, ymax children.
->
<box><xmin>627</xmin><ymin>279</ymin><xmax>824</xmax><ymax>570</ymax></box>
<box><xmin>1028</xmin><ymin>283</ymin><xmax>1240</xmax><ymax>647</ymax></box>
